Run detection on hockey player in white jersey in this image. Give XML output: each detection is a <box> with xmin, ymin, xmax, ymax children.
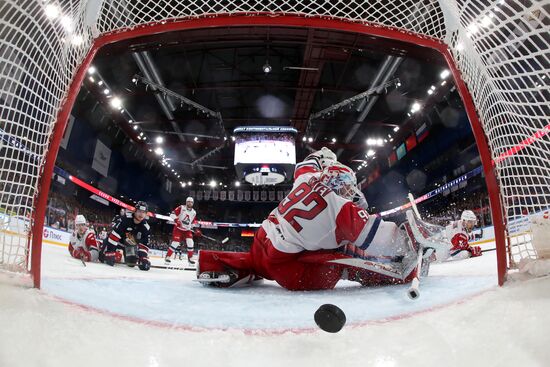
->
<box><xmin>444</xmin><ymin>210</ymin><xmax>482</xmax><ymax>260</ymax></box>
<box><xmin>68</xmin><ymin>214</ymin><xmax>100</xmax><ymax>262</ymax></box>
<box><xmin>197</xmin><ymin>147</ymin><xmax>435</xmax><ymax>290</ymax></box>
<box><xmin>166</xmin><ymin>197</ymin><xmax>200</xmax><ymax>264</ymax></box>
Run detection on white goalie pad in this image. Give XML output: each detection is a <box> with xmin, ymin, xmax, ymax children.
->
<box><xmin>405</xmin><ymin>210</ymin><xmax>450</xmax><ymax>261</ymax></box>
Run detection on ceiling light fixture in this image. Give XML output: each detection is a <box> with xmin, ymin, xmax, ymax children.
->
<box><xmin>262</xmin><ymin>61</ymin><xmax>272</xmax><ymax>74</ymax></box>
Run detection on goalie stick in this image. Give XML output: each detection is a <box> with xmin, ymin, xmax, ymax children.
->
<box><xmin>407</xmin><ymin>193</ymin><xmax>424</xmax><ymax>300</ymax></box>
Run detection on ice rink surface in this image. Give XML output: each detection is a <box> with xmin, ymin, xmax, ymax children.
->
<box><xmin>1</xmin><ymin>242</ymin><xmax>550</xmax><ymax>367</ymax></box>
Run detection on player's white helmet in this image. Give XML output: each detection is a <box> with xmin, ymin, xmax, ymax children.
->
<box><xmin>461</xmin><ymin>210</ymin><xmax>477</xmax><ymax>223</ymax></box>
<box><xmin>186</xmin><ymin>197</ymin><xmax>194</xmax><ymax>203</ymax></box>
<box><xmin>75</xmin><ymin>214</ymin><xmax>87</xmax><ymax>225</ymax></box>
<box><xmin>319</xmin><ymin>162</ymin><xmax>361</xmax><ymax>201</ymax></box>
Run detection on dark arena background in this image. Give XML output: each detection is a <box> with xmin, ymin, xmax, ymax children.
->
<box><xmin>0</xmin><ymin>1</ymin><xmax>549</xmax><ymax>366</ymax></box>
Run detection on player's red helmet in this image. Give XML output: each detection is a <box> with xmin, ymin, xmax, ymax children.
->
<box><xmin>319</xmin><ymin>163</ymin><xmax>361</xmax><ymax>200</ymax></box>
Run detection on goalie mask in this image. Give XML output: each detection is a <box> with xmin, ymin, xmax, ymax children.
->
<box><xmin>319</xmin><ymin>163</ymin><xmax>361</xmax><ymax>201</ymax></box>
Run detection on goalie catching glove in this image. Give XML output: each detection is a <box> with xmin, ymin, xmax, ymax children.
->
<box><xmin>305</xmin><ymin>147</ymin><xmax>337</xmax><ymax>169</ymax></box>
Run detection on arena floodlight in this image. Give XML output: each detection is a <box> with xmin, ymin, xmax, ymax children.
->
<box><xmin>262</xmin><ymin>61</ymin><xmax>272</xmax><ymax>74</ymax></box>
<box><xmin>110</xmin><ymin>97</ymin><xmax>122</xmax><ymax>109</ymax></box>
<box><xmin>440</xmin><ymin>69</ymin><xmax>450</xmax><ymax>79</ymax></box>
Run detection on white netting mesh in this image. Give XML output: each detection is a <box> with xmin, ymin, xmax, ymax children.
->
<box><xmin>0</xmin><ymin>0</ymin><xmax>548</xmax><ymax>278</ymax></box>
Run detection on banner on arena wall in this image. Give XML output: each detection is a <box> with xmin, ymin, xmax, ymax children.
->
<box><xmin>379</xmin><ymin>166</ymin><xmax>483</xmax><ymax>217</ymax></box>
<box><xmin>228</xmin><ymin>191</ymin><xmax>234</xmax><ymax>201</ymax></box>
<box><xmin>269</xmin><ymin>191</ymin><xmax>275</xmax><ymax>201</ymax></box>
<box><xmin>190</xmin><ymin>190</ymin><xmax>196</xmax><ymax>199</ymax></box>
<box><xmin>244</xmin><ymin>191</ymin><xmax>251</xmax><ymax>201</ymax></box>
<box><xmin>204</xmin><ymin>190</ymin><xmax>211</xmax><ymax>200</ymax></box>
<box><xmin>91</xmin><ymin>139</ymin><xmax>111</xmax><ymax>177</ymax></box>
<box><xmin>237</xmin><ymin>190</ymin><xmax>243</xmax><ymax>201</ymax></box>
<box><xmin>59</xmin><ymin>115</ymin><xmax>75</xmax><ymax>150</ymax></box>
<box><xmin>212</xmin><ymin>190</ymin><xmax>219</xmax><ymax>201</ymax></box>
<box><xmin>252</xmin><ymin>191</ymin><xmax>259</xmax><ymax>201</ymax></box>
<box><xmin>277</xmin><ymin>191</ymin><xmax>285</xmax><ymax>201</ymax></box>
<box><xmin>220</xmin><ymin>191</ymin><xmax>226</xmax><ymax>201</ymax></box>
<box><xmin>196</xmin><ymin>191</ymin><xmax>203</xmax><ymax>201</ymax></box>
<box><xmin>42</xmin><ymin>226</ymin><xmax>72</xmax><ymax>246</ymax></box>
<box><xmin>89</xmin><ymin>194</ymin><xmax>109</xmax><ymax>206</ymax></box>
<box><xmin>260</xmin><ymin>191</ymin><xmax>267</xmax><ymax>201</ymax></box>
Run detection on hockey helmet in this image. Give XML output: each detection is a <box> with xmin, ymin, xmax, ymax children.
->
<box><xmin>186</xmin><ymin>197</ymin><xmax>194</xmax><ymax>203</ymax></box>
<box><xmin>461</xmin><ymin>210</ymin><xmax>477</xmax><ymax>223</ymax></box>
<box><xmin>319</xmin><ymin>162</ymin><xmax>361</xmax><ymax>200</ymax></box>
<box><xmin>75</xmin><ymin>214</ymin><xmax>87</xmax><ymax>225</ymax></box>
<box><xmin>135</xmin><ymin>201</ymin><xmax>148</xmax><ymax>212</ymax></box>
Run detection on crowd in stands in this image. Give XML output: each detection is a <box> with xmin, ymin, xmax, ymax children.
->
<box><xmin>46</xmin><ymin>191</ymin><xmax>112</xmax><ymax>231</ymax></box>
<box><xmin>420</xmin><ymin>189</ymin><xmax>492</xmax><ymax>227</ymax></box>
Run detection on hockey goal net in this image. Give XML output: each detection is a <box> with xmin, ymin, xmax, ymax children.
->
<box><xmin>0</xmin><ymin>0</ymin><xmax>548</xmax><ymax>287</ymax></box>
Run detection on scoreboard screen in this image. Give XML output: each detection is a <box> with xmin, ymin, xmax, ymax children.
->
<box><xmin>233</xmin><ymin>126</ymin><xmax>297</xmax><ymax>165</ymax></box>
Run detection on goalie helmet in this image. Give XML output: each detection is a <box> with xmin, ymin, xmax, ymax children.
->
<box><xmin>74</xmin><ymin>214</ymin><xmax>87</xmax><ymax>225</ymax></box>
<box><xmin>461</xmin><ymin>210</ymin><xmax>477</xmax><ymax>223</ymax></box>
<box><xmin>319</xmin><ymin>162</ymin><xmax>361</xmax><ymax>201</ymax></box>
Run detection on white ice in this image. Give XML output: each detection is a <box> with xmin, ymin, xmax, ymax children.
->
<box><xmin>1</xmin><ymin>242</ymin><xmax>550</xmax><ymax>367</ymax></box>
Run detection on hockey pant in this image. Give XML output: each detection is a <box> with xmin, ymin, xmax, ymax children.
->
<box><xmin>198</xmin><ymin>226</ymin><xmax>419</xmax><ymax>291</ymax></box>
<box><xmin>167</xmin><ymin>227</ymin><xmax>194</xmax><ymax>260</ymax></box>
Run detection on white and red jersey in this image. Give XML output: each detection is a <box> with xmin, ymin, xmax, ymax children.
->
<box><xmin>445</xmin><ymin>220</ymin><xmax>476</xmax><ymax>255</ymax></box>
<box><xmin>171</xmin><ymin>205</ymin><xmax>197</xmax><ymax>231</ymax></box>
<box><xmin>261</xmin><ymin>157</ymin><xmax>381</xmax><ymax>254</ymax></box>
<box><xmin>70</xmin><ymin>229</ymin><xmax>98</xmax><ymax>251</ymax></box>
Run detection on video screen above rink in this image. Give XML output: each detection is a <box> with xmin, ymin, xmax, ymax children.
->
<box><xmin>233</xmin><ymin>126</ymin><xmax>297</xmax><ymax>185</ymax></box>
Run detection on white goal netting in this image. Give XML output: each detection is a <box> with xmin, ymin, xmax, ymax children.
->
<box><xmin>0</xmin><ymin>0</ymin><xmax>548</xmax><ymax>283</ymax></box>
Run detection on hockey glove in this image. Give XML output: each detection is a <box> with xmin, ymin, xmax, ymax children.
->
<box><xmin>468</xmin><ymin>246</ymin><xmax>482</xmax><ymax>257</ymax></box>
<box><xmin>138</xmin><ymin>258</ymin><xmax>151</xmax><ymax>271</ymax></box>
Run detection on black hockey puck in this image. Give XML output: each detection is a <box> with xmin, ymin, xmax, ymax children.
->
<box><xmin>314</xmin><ymin>304</ymin><xmax>346</xmax><ymax>333</ymax></box>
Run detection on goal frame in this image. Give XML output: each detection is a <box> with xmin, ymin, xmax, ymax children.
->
<box><xmin>29</xmin><ymin>14</ymin><xmax>507</xmax><ymax>288</ymax></box>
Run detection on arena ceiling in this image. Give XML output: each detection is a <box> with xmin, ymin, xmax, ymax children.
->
<box><xmin>71</xmin><ymin>25</ymin><xmax>461</xmax><ymax>188</ymax></box>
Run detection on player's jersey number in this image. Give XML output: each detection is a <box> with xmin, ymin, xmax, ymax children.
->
<box><xmin>277</xmin><ymin>182</ymin><xmax>327</xmax><ymax>232</ymax></box>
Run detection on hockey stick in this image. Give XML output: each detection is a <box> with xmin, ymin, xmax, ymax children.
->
<box><xmin>79</xmin><ymin>252</ymin><xmax>87</xmax><ymax>267</ymax></box>
<box><xmin>201</xmin><ymin>234</ymin><xmax>229</xmax><ymax>244</ymax></box>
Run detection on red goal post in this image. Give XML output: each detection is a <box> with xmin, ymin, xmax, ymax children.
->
<box><xmin>0</xmin><ymin>1</ymin><xmax>548</xmax><ymax>288</ymax></box>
